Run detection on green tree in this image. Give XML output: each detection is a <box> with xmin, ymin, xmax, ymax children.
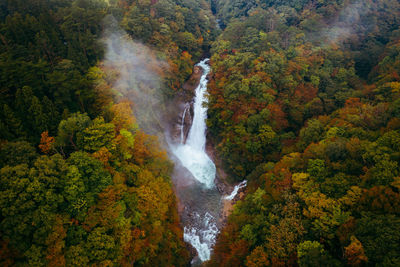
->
<box><xmin>297</xmin><ymin>241</ymin><xmax>331</xmax><ymax>267</ymax></box>
<box><xmin>298</xmin><ymin>119</ymin><xmax>324</xmax><ymax>150</ymax></box>
<box><xmin>2</xmin><ymin>104</ymin><xmax>25</xmax><ymax>139</ymax></box>
<box><xmin>78</xmin><ymin>117</ymin><xmax>115</xmax><ymax>152</ymax></box>
<box><xmin>67</xmin><ymin>151</ymin><xmax>111</xmax><ymax>196</ymax></box>
<box><xmin>56</xmin><ymin>112</ymin><xmax>90</xmax><ymax>152</ymax></box>
<box><xmin>0</xmin><ymin>141</ymin><xmax>37</xmax><ymax>168</ymax></box>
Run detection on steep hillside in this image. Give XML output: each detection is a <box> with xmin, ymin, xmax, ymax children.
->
<box><xmin>206</xmin><ymin>0</ymin><xmax>400</xmax><ymax>266</ymax></box>
<box><xmin>0</xmin><ymin>0</ymin><xmax>216</xmax><ymax>265</ymax></box>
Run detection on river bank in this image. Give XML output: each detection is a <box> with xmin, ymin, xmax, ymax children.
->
<box><xmin>205</xmin><ymin>141</ymin><xmax>247</xmax><ymax>226</ymax></box>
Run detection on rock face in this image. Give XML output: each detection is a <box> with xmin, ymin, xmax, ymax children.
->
<box><xmin>166</xmin><ymin>65</ymin><xmax>204</xmax><ymax>144</ymax></box>
<box><xmin>220</xmin><ymin>190</ymin><xmax>245</xmax><ymax>225</ymax></box>
<box><xmin>206</xmin><ymin>141</ymin><xmax>232</xmax><ymax>195</ymax></box>
<box><xmin>181</xmin><ymin>103</ymin><xmax>192</xmax><ymax>144</ymax></box>
<box><xmin>182</xmin><ymin>65</ymin><xmax>203</xmax><ymax>95</ymax></box>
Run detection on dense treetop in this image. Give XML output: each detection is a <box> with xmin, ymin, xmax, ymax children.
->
<box><xmin>1</xmin><ymin>0</ymin><xmax>400</xmax><ymax>266</ymax></box>
<box><xmin>0</xmin><ymin>0</ymin><xmax>216</xmax><ymax>265</ymax></box>
<box><xmin>206</xmin><ymin>0</ymin><xmax>400</xmax><ymax>266</ymax></box>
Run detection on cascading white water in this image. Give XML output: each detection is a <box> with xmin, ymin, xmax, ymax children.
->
<box><xmin>183</xmin><ymin>212</ymin><xmax>218</xmax><ymax>262</ymax></box>
<box><xmin>224</xmin><ymin>180</ymin><xmax>247</xmax><ymax>200</ymax></box>
<box><xmin>173</xmin><ymin>59</ymin><xmax>216</xmax><ymax>189</ymax></box>
<box><xmin>171</xmin><ymin>59</ymin><xmax>218</xmax><ymax>262</ymax></box>
<box><xmin>171</xmin><ymin>59</ymin><xmax>249</xmax><ymax>264</ymax></box>
<box><xmin>185</xmin><ymin>60</ymin><xmax>210</xmax><ymax>152</ymax></box>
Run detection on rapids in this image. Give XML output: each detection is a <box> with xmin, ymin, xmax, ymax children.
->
<box><xmin>170</xmin><ymin>59</ymin><xmax>247</xmax><ymax>264</ymax></box>
<box><xmin>171</xmin><ymin>59</ymin><xmax>218</xmax><ymax>263</ymax></box>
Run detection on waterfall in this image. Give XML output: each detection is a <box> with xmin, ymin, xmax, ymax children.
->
<box><xmin>180</xmin><ymin>104</ymin><xmax>189</xmax><ymax>144</ymax></box>
<box><xmin>224</xmin><ymin>180</ymin><xmax>247</xmax><ymax>200</ymax></box>
<box><xmin>170</xmin><ymin>59</ymin><xmax>249</xmax><ymax>264</ymax></box>
<box><xmin>185</xmin><ymin>60</ymin><xmax>210</xmax><ymax>152</ymax></box>
<box><xmin>171</xmin><ymin>59</ymin><xmax>218</xmax><ymax>262</ymax></box>
<box><xmin>172</xmin><ymin>59</ymin><xmax>216</xmax><ymax>189</ymax></box>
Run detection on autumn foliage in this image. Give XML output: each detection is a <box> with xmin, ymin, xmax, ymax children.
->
<box><xmin>207</xmin><ymin>0</ymin><xmax>400</xmax><ymax>266</ymax></box>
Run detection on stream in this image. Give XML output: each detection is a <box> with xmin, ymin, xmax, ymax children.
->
<box><xmin>170</xmin><ymin>59</ymin><xmax>218</xmax><ymax>264</ymax></box>
<box><xmin>169</xmin><ymin>59</ymin><xmax>245</xmax><ymax>265</ymax></box>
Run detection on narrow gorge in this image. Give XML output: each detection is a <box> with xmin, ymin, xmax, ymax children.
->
<box><xmin>168</xmin><ymin>59</ymin><xmax>245</xmax><ymax>264</ymax></box>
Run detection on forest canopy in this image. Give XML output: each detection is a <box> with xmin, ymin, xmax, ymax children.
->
<box><xmin>0</xmin><ymin>0</ymin><xmax>216</xmax><ymax>265</ymax></box>
<box><xmin>1</xmin><ymin>0</ymin><xmax>400</xmax><ymax>266</ymax></box>
<box><xmin>206</xmin><ymin>0</ymin><xmax>400</xmax><ymax>266</ymax></box>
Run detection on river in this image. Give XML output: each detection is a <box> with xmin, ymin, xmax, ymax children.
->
<box><xmin>170</xmin><ymin>59</ymin><xmax>219</xmax><ymax>264</ymax></box>
<box><xmin>169</xmin><ymin>59</ymin><xmax>246</xmax><ymax>265</ymax></box>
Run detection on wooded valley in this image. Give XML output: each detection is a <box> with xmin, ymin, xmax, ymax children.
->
<box><xmin>1</xmin><ymin>0</ymin><xmax>400</xmax><ymax>266</ymax></box>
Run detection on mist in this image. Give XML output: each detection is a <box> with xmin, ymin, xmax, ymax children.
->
<box><xmin>102</xmin><ymin>16</ymin><xmax>169</xmax><ymax>138</ymax></box>
<box><xmin>323</xmin><ymin>0</ymin><xmax>374</xmax><ymax>45</ymax></box>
